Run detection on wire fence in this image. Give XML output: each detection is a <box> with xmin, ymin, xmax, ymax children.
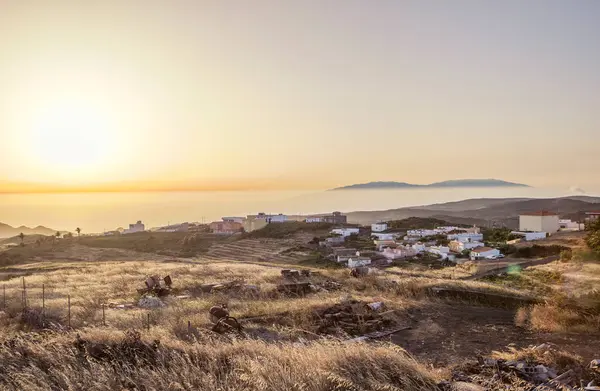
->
<box><xmin>1</xmin><ymin>277</ymin><xmax>155</xmax><ymax>331</ymax></box>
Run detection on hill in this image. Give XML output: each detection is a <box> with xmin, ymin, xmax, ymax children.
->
<box><xmin>331</xmin><ymin>179</ymin><xmax>528</xmax><ymax>190</ymax></box>
<box><xmin>0</xmin><ymin>223</ymin><xmax>57</xmax><ymax>238</ymax></box>
<box><xmin>345</xmin><ymin>196</ymin><xmax>600</xmax><ymax>227</ymax></box>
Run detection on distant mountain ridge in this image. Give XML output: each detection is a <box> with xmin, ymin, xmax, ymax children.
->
<box><xmin>0</xmin><ymin>223</ymin><xmax>57</xmax><ymax>238</ymax></box>
<box><xmin>331</xmin><ymin>179</ymin><xmax>528</xmax><ymax>191</ymax></box>
<box><xmin>344</xmin><ymin>195</ymin><xmax>600</xmax><ymax>228</ymax></box>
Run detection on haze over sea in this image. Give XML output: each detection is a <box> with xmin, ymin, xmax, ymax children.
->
<box><xmin>0</xmin><ymin>186</ymin><xmax>586</xmax><ymax>233</ymax></box>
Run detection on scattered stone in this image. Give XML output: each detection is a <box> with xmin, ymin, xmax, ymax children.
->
<box><xmin>138</xmin><ymin>296</ymin><xmax>165</xmax><ymax>308</ymax></box>
<box><xmin>367</xmin><ymin>301</ymin><xmax>384</xmax><ymax>311</ymax></box>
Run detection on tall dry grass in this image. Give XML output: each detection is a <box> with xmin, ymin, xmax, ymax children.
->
<box><xmin>0</xmin><ymin>329</ymin><xmax>440</xmax><ymax>391</ymax></box>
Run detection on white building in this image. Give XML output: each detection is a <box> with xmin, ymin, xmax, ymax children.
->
<box><xmin>371</xmin><ymin>232</ymin><xmax>395</xmax><ymax>241</ymax></box>
<box><xmin>470</xmin><ymin>247</ymin><xmax>501</xmax><ymax>260</ymax></box>
<box><xmin>519</xmin><ymin>212</ymin><xmax>560</xmax><ymax>233</ymax></box>
<box><xmin>511</xmin><ymin>231</ymin><xmax>547</xmax><ymax>241</ymax></box>
<box><xmin>406</xmin><ymin>229</ymin><xmax>437</xmax><ymax>238</ymax></box>
<box><xmin>371</xmin><ymin>222</ymin><xmax>388</xmax><ymax>232</ymax></box>
<box><xmin>427</xmin><ymin>246</ymin><xmax>450</xmax><ymax>256</ymax></box>
<box><xmin>412</xmin><ymin>243</ymin><xmax>426</xmax><ymax>253</ymax></box>
<box><xmin>347</xmin><ymin>257</ymin><xmax>372</xmax><ymax>268</ymax></box>
<box><xmin>222</xmin><ymin>217</ymin><xmax>245</xmax><ymax>224</ymax></box>
<box><xmin>434</xmin><ymin>226</ymin><xmax>461</xmax><ymax>234</ymax></box>
<box><xmin>331</xmin><ymin>228</ymin><xmax>360</xmax><ymax>237</ymax></box>
<box><xmin>447</xmin><ymin>233</ymin><xmax>484</xmax><ymax>242</ymax></box>
<box><xmin>123</xmin><ymin>221</ymin><xmax>145</xmax><ymax>234</ymax></box>
<box><xmin>449</xmin><ymin>240</ymin><xmax>485</xmax><ymax>253</ymax></box>
<box><xmin>156</xmin><ymin>222</ymin><xmax>189</xmax><ymax>233</ymax></box>
<box><xmin>559</xmin><ymin>219</ymin><xmax>583</xmax><ymax>231</ymax></box>
<box><xmin>381</xmin><ymin>246</ymin><xmax>417</xmax><ymax>261</ymax></box>
<box><xmin>374</xmin><ymin>240</ymin><xmax>397</xmax><ymax>251</ymax></box>
<box><xmin>305</xmin><ymin>216</ymin><xmax>322</xmax><ymax>223</ymax></box>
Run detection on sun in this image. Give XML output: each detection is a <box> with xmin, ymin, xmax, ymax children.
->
<box><xmin>28</xmin><ymin>102</ymin><xmax>118</xmax><ymax>177</ymax></box>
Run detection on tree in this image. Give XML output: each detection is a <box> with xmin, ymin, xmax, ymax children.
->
<box><xmin>18</xmin><ymin>232</ymin><xmax>25</xmax><ymax>246</ymax></box>
<box><xmin>55</xmin><ymin>231</ymin><xmax>61</xmax><ymax>239</ymax></box>
<box><xmin>586</xmin><ymin>218</ymin><xmax>600</xmax><ymax>252</ymax></box>
<box><xmin>76</xmin><ymin>227</ymin><xmax>81</xmax><ymax>238</ymax></box>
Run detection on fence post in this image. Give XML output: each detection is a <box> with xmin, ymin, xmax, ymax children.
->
<box><xmin>67</xmin><ymin>295</ymin><xmax>71</xmax><ymax>328</ymax></box>
<box><xmin>22</xmin><ymin>277</ymin><xmax>27</xmax><ymax>308</ymax></box>
<box><xmin>102</xmin><ymin>304</ymin><xmax>106</xmax><ymax>326</ymax></box>
<box><xmin>3</xmin><ymin>285</ymin><xmax>5</xmax><ymax>310</ymax></box>
<box><xmin>42</xmin><ymin>284</ymin><xmax>45</xmax><ymax>327</ymax></box>
<box><xmin>147</xmin><ymin>313</ymin><xmax>150</xmax><ymax>331</ymax></box>
<box><xmin>188</xmin><ymin>320</ymin><xmax>191</xmax><ymax>335</ymax></box>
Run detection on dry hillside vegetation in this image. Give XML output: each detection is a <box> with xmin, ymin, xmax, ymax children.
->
<box><xmin>1</xmin><ymin>228</ymin><xmax>600</xmax><ymax>390</ymax></box>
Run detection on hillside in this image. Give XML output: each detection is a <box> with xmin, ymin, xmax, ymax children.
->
<box><xmin>331</xmin><ymin>178</ymin><xmax>528</xmax><ymax>190</ymax></box>
<box><xmin>0</xmin><ymin>223</ymin><xmax>57</xmax><ymax>239</ymax></box>
<box><xmin>346</xmin><ymin>196</ymin><xmax>600</xmax><ymax>227</ymax></box>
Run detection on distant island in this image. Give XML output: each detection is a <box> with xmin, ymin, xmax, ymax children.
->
<box><xmin>0</xmin><ymin>223</ymin><xmax>57</xmax><ymax>239</ymax></box>
<box><xmin>331</xmin><ymin>179</ymin><xmax>529</xmax><ymax>191</ymax></box>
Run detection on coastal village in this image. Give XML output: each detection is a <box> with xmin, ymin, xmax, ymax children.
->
<box><xmin>103</xmin><ymin>209</ymin><xmax>596</xmax><ymax>271</ymax></box>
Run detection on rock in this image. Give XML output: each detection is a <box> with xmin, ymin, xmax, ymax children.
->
<box><xmin>367</xmin><ymin>302</ymin><xmax>384</xmax><ymax>311</ymax></box>
<box><xmin>138</xmin><ymin>296</ymin><xmax>165</xmax><ymax>308</ymax></box>
<box><xmin>590</xmin><ymin>359</ymin><xmax>600</xmax><ymax>371</ymax></box>
<box><xmin>586</xmin><ymin>380</ymin><xmax>600</xmax><ymax>391</ymax></box>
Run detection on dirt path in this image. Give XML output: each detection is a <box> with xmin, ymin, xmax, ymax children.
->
<box><xmin>390</xmin><ymin>302</ymin><xmax>600</xmax><ymax>366</ymax></box>
<box><xmin>461</xmin><ymin>256</ymin><xmax>560</xmax><ymax>280</ymax></box>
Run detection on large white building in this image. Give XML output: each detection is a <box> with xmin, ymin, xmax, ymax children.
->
<box><xmin>470</xmin><ymin>247</ymin><xmax>501</xmax><ymax>260</ymax></box>
<box><xmin>519</xmin><ymin>212</ymin><xmax>560</xmax><ymax>233</ymax></box>
<box><xmin>371</xmin><ymin>222</ymin><xmax>388</xmax><ymax>232</ymax></box>
<box><xmin>123</xmin><ymin>221</ymin><xmax>145</xmax><ymax>234</ymax></box>
<box><xmin>331</xmin><ymin>228</ymin><xmax>360</xmax><ymax>237</ymax></box>
<box><xmin>449</xmin><ymin>240</ymin><xmax>485</xmax><ymax>253</ymax></box>
<box><xmin>447</xmin><ymin>233</ymin><xmax>484</xmax><ymax>242</ymax></box>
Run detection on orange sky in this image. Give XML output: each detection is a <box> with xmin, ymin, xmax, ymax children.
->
<box><xmin>1</xmin><ymin>1</ymin><xmax>599</xmax><ymax>193</ymax></box>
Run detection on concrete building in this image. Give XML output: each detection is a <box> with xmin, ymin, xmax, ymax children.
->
<box><xmin>331</xmin><ymin>228</ymin><xmax>360</xmax><ymax>237</ymax></box>
<box><xmin>447</xmin><ymin>233</ymin><xmax>484</xmax><ymax>242</ymax></box>
<box><xmin>156</xmin><ymin>222</ymin><xmax>189</xmax><ymax>233</ymax></box>
<box><xmin>381</xmin><ymin>246</ymin><xmax>417</xmax><ymax>261</ymax></box>
<box><xmin>559</xmin><ymin>219</ymin><xmax>583</xmax><ymax>231</ymax></box>
<box><xmin>585</xmin><ymin>212</ymin><xmax>600</xmax><ymax>221</ymax></box>
<box><xmin>511</xmin><ymin>231</ymin><xmax>547</xmax><ymax>241</ymax></box>
<box><xmin>406</xmin><ymin>229</ymin><xmax>437</xmax><ymax>238</ymax></box>
<box><xmin>347</xmin><ymin>256</ymin><xmax>372</xmax><ymax>268</ymax></box>
<box><xmin>412</xmin><ymin>243</ymin><xmax>426</xmax><ymax>253</ymax></box>
<box><xmin>209</xmin><ymin>221</ymin><xmax>243</xmax><ymax>234</ymax></box>
<box><xmin>371</xmin><ymin>222</ymin><xmax>388</xmax><ymax>232</ymax></box>
<box><xmin>519</xmin><ymin>212</ymin><xmax>559</xmax><ymax>233</ymax></box>
<box><xmin>371</xmin><ymin>232</ymin><xmax>395</xmax><ymax>241</ymax></box>
<box><xmin>449</xmin><ymin>240</ymin><xmax>485</xmax><ymax>253</ymax></box>
<box><xmin>305</xmin><ymin>216</ymin><xmax>322</xmax><ymax>223</ymax></box>
<box><xmin>123</xmin><ymin>221</ymin><xmax>145</xmax><ymax>234</ymax></box>
<box><xmin>427</xmin><ymin>246</ymin><xmax>450</xmax><ymax>256</ymax></box>
<box><xmin>470</xmin><ymin>247</ymin><xmax>501</xmax><ymax>260</ymax></box>
<box><xmin>374</xmin><ymin>240</ymin><xmax>397</xmax><ymax>251</ymax></box>
<box><xmin>243</xmin><ymin>213</ymin><xmax>288</xmax><ymax>232</ymax></box>
<box><xmin>222</xmin><ymin>217</ymin><xmax>245</xmax><ymax>224</ymax></box>
<box><xmin>322</xmin><ymin>211</ymin><xmax>347</xmax><ymax>224</ymax></box>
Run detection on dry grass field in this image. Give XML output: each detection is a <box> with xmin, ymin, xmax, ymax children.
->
<box><xmin>0</xmin><ymin>230</ymin><xmax>599</xmax><ymax>390</ymax></box>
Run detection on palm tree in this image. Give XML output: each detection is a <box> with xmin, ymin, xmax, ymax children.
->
<box><xmin>18</xmin><ymin>232</ymin><xmax>25</xmax><ymax>246</ymax></box>
<box><xmin>76</xmin><ymin>227</ymin><xmax>81</xmax><ymax>238</ymax></box>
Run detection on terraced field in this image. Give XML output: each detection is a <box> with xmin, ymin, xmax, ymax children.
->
<box><xmin>198</xmin><ymin>236</ymin><xmax>312</xmax><ymax>264</ymax></box>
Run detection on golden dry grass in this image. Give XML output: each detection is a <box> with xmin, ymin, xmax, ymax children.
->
<box><xmin>0</xmin><ymin>330</ymin><xmax>440</xmax><ymax>391</ymax></box>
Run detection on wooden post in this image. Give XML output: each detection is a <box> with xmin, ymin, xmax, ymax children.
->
<box><xmin>42</xmin><ymin>284</ymin><xmax>45</xmax><ymax>327</ymax></box>
<box><xmin>3</xmin><ymin>285</ymin><xmax>5</xmax><ymax>310</ymax></box>
<box><xmin>102</xmin><ymin>304</ymin><xmax>106</xmax><ymax>326</ymax></box>
<box><xmin>188</xmin><ymin>320</ymin><xmax>191</xmax><ymax>334</ymax></box>
<box><xmin>22</xmin><ymin>277</ymin><xmax>27</xmax><ymax>308</ymax></box>
<box><xmin>67</xmin><ymin>295</ymin><xmax>71</xmax><ymax>328</ymax></box>
<box><xmin>147</xmin><ymin>313</ymin><xmax>150</xmax><ymax>331</ymax></box>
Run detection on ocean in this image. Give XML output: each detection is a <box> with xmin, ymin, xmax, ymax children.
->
<box><xmin>0</xmin><ymin>187</ymin><xmax>578</xmax><ymax>233</ymax></box>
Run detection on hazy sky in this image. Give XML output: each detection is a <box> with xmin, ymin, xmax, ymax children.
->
<box><xmin>1</xmin><ymin>0</ymin><xmax>599</xmax><ymax>192</ymax></box>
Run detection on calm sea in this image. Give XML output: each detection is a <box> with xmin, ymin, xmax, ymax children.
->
<box><xmin>0</xmin><ymin>187</ymin><xmax>579</xmax><ymax>233</ymax></box>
